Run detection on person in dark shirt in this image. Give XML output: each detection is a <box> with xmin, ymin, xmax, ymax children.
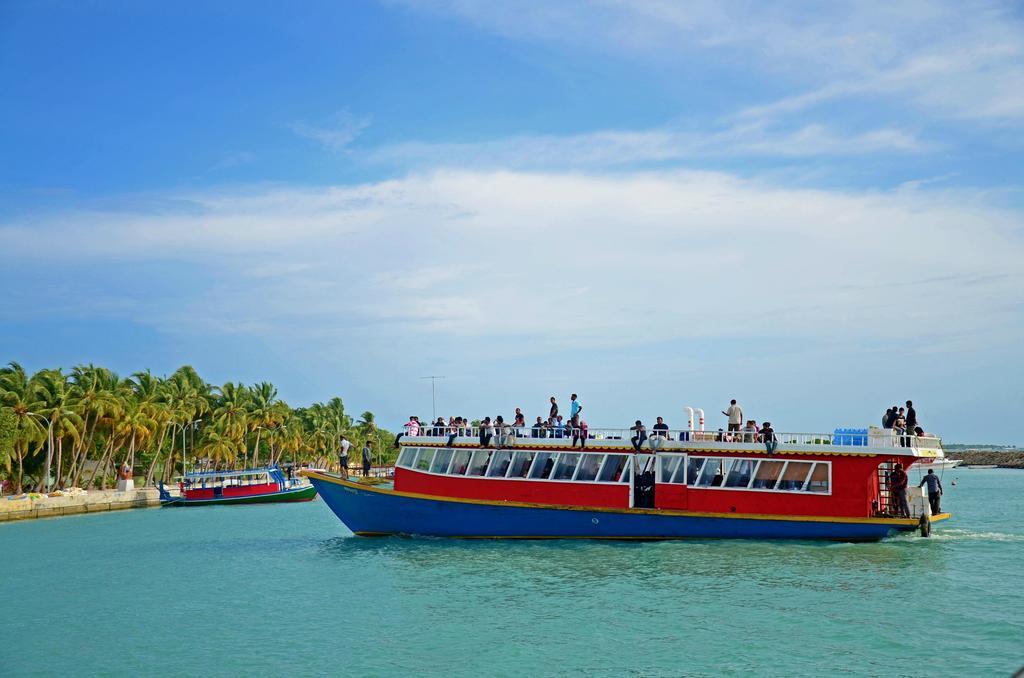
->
<box><xmin>919</xmin><ymin>469</ymin><xmax>943</xmax><ymax>514</ymax></box>
<box><xmin>883</xmin><ymin>408</ymin><xmax>895</xmax><ymax>428</ymax></box>
<box><xmin>531</xmin><ymin>416</ymin><xmax>546</xmax><ymax>438</ymax></box>
<box><xmin>630</xmin><ymin>420</ymin><xmax>647</xmax><ymax>451</ymax></box>
<box><xmin>761</xmin><ymin>422</ymin><xmax>778</xmax><ymax>454</ymax></box>
<box><xmin>652</xmin><ymin>416</ymin><xmax>670</xmax><ymax>440</ymax></box>
<box><xmin>905</xmin><ymin>400</ymin><xmax>918</xmax><ymax>430</ymax></box>
<box><xmin>890</xmin><ymin>462</ymin><xmax>910</xmax><ymax>517</ymax></box>
<box><xmin>549</xmin><ymin>396</ymin><xmax>558</xmax><ymax>421</ymax></box>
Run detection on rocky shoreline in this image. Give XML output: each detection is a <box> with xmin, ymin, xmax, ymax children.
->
<box><xmin>946</xmin><ymin>451</ymin><xmax>1024</xmax><ymax>469</ymax></box>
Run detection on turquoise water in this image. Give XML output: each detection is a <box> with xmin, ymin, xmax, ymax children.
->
<box><xmin>2</xmin><ymin>469</ymin><xmax>1022</xmax><ymax>677</ymax></box>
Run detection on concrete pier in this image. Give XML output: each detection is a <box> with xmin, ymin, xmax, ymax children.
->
<box><xmin>0</xmin><ymin>488</ymin><xmax>162</xmax><ymax>522</ymax></box>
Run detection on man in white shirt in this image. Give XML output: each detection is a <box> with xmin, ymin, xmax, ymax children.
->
<box><xmin>722</xmin><ymin>400</ymin><xmax>743</xmax><ymax>432</ymax></box>
<box><xmin>339</xmin><ymin>435</ymin><xmax>352</xmax><ymax>479</ymax></box>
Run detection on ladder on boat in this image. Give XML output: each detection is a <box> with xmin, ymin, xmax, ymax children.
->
<box><xmin>877</xmin><ymin>462</ymin><xmax>893</xmax><ymax>516</ymax></box>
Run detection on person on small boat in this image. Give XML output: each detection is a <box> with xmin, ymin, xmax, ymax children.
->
<box><xmin>919</xmin><ymin>469</ymin><xmax>943</xmax><ymax>514</ymax></box>
<box><xmin>630</xmin><ymin>420</ymin><xmax>647</xmax><ymax>451</ymax></box>
<box><xmin>362</xmin><ymin>441</ymin><xmax>372</xmax><ymax>477</ymax></box>
<box><xmin>890</xmin><ymin>462</ymin><xmax>910</xmax><ymax>518</ymax></box>
<box><xmin>339</xmin><ymin>435</ymin><xmax>351</xmax><ymax>479</ymax></box>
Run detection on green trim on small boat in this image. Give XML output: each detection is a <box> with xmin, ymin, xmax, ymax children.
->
<box><xmin>163</xmin><ymin>484</ymin><xmax>317</xmax><ymax>506</ymax></box>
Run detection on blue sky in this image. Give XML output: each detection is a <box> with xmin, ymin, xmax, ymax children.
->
<box><xmin>2</xmin><ymin>1</ymin><xmax>1023</xmax><ymax>443</ymax></box>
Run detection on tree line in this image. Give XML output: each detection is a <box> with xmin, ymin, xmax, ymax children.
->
<box><xmin>0</xmin><ymin>362</ymin><xmax>393</xmax><ymax>494</ymax></box>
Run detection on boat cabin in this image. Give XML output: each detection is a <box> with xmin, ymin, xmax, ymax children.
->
<box><xmin>180</xmin><ymin>466</ymin><xmax>289</xmax><ymax>501</ymax></box>
<box><xmin>394</xmin><ymin>425</ymin><xmax>943</xmax><ymax>519</ymax></box>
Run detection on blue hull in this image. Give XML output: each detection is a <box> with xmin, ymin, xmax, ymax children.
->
<box><xmin>308</xmin><ymin>474</ymin><xmax>933</xmax><ymax>541</ymax></box>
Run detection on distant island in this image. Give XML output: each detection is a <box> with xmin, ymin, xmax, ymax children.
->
<box><xmin>944</xmin><ymin>444</ymin><xmax>1024</xmax><ymax>469</ymax></box>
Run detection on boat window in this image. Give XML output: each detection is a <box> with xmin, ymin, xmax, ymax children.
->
<box><xmin>552</xmin><ymin>453</ymin><xmax>580</xmax><ymax>480</ymax></box>
<box><xmin>574</xmin><ymin>454</ymin><xmax>603</xmax><ymax>481</ymax></box>
<box><xmin>397</xmin><ymin>447</ymin><xmax>417</xmax><ymax>468</ymax></box>
<box><xmin>619</xmin><ymin>463</ymin><xmax>632</xmax><ymax>483</ymax></box>
<box><xmin>507</xmin><ymin>452</ymin><xmax>534</xmax><ymax>478</ymax></box>
<box><xmin>448</xmin><ymin>449</ymin><xmax>472</xmax><ymax>475</ymax></box>
<box><xmin>467</xmin><ymin>450</ymin><xmax>491</xmax><ymax>476</ymax></box>
<box><xmin>687</xmin><ymin>457</ymin><xmax>705</xmax><ymax>485</ymax></box>
<box><xmin>724</xmin><ymin>459</ymin><xmax>756</xmax><ymax>488</ymax></box>
<box><xmin>751</xmin><ymin>460</ymin><xmax>784</xmax><ymax>489</ymax></box>
<box><xmin>430</xmin><ymin>449</ymin><xmax>454</xmax><ymax>474</ymax></box>
<box><xmin>694</xmin><ymin>459</ymin><xmax>725</xmax><ymax>487</ymax></box>
<box><xmin>487</xmin><ymin>450</ymin><xmax>513</xmax><ymax>477</ymax></box>
<box><xmin>807</xmin><ymin>463</ymin><xmax>829</xmax><ymax>493</ymax></box>
<box><xmin>658</xmin><ymin>455</ymin><xmax>684</xmax><ymax>484</ymax></box>
<box><xmin>598</xmin><ymin>455</ymin><xmax>628</xmax><ymax>482</ymax></box>
<box><xmin>415</xmin><ymin>449</ymin><xmax>434</xmax><ymax>472</ymax></box>
<box><xmin>779</xmin><ymin>461</ymin><xmax>813</xmax><ymax>491</ymax></box>
<box><xmin>529</xmin><ymin>452</ymin><xmax>556</xmax><ymax>479</ymax></box>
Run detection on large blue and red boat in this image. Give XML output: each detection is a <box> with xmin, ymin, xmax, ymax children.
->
<box><xmin>306</xmin><ymin>418</ymin><xmax>951</xmax><ymax>541</ymax></box>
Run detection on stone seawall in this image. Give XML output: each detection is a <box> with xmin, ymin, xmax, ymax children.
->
<box><xmin>945</xmin><ymin>451</ymin><xmax>1024</xmax><ymax>469</ymax></box>
<box><xmin>0</xmin><ymin>488</ymin><xmax>162</xmax><ymax>522</ymax></box>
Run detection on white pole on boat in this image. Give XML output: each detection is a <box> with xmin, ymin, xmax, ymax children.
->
<box><xmin>420</xmin><ymin>375</ymin><xmax>445</xmax><ymax>421</ymax></box>
<box><xmin>695</xmin><ymin>408</ymin><xmax>705</xmax><ymax>431</ymax></box>
<box><xmin>684</xmin><ymin>407</ymin><xmax>694</xmax><ymax>432</ymax></box>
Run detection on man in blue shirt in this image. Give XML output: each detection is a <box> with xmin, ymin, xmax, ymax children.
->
<box><xmin>569</xmin><ymin>393</ymin><xmax>582</xmax><ymax>419</ymax></box>
<box><xmin>919</xmin><ymin>469</ymin><xmax>943</xmax><ymax>514</ymax></box>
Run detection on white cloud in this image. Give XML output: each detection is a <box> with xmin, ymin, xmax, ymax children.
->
<box><xmin>393</xmin><ymin>0</ymin><xmax>1024</xmax><ymax>124</ymax></box>
<box><xmin>369</xmin><ymin>122</ymin><xmax>930</xmax><ymax>170</ymax></box>
<box><xmin>290</xmin><ymin>109</ymin><xmax>371</xmax><ymax>151</ymax></box>
<box><xmin>4</xmin><ymin>169</ymin><xmax>1022</xmax><ymax>355</ymax></box>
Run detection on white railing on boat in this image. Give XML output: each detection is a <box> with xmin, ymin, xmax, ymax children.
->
<box><xmin>403</xmin><ymin>426</ymin><xmax>941</xmax><ymax>450</ymax></box>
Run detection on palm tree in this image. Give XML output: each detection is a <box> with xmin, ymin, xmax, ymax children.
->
<box><xmin>0</xmin><ymin>362</ymin><xmax>47</xmax><ymax>492</ymax></box>
<box><xmin>247</xmin><ymin>382</ymin><xmax>279</xmax><ymax>467</ymax></box>
<box><xmin>67</xmin><ymin>365</ymin><xmax>121</xmax><ymax>488</ymax></box>
<box><xmin>30</xmin><ymin>368</ymin><xmax>83</xmax><ymax>490</ymax></box>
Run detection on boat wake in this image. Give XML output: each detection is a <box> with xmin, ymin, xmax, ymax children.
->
<box><xmin>924</xmin><ymin>528</ymin><xmax>1024</xmax><ymax>542</ymax></box>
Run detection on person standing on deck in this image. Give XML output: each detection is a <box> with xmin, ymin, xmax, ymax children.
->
<box><xmin>905</xmin><ymin>401</ymin><xmax>918</xmax><ymax>432</ymax></box>
<box><xmin>338</xmin><ymin>435</ymin><xmax>351</xmax><ymax>479</ymax></box>
<box><xmin>919</xmin><ymin>469</ymin><xmax>943</xmax><ymax>514</ymax></box>
<box><xmin>883</xmin><ymin>408</ymin><xmax>894</xmax><ymax>428</ymax></box>
<box><xmin>362</xmin><ymin>440</ymin><xmax>373</xmax><ymax>477</ymax></box>
<box><xmin>890</xmin><ymin>462</ymin><xmax>910</xmax><ymax>518</ymax></box>
<box><xmin>722</xmin><ymin>400</ymin><xmax>743</xmax><ymax>433</ymax></box>
<box><xmin>569</xmin><ymin>394</ymin><xmax>582</xmax><ymax>419</ymax></box>
<box><xmin>549</xmin><ymin>396</ymin><xmax>559</xmax><ymax>422</ymax></box>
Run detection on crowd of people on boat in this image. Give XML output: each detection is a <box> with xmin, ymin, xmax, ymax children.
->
<box><xmin>881</xmin><ymin>400</ymin><xmax>928</xmax><ymax>445</ymax></box>
<box><xmin>393</xmin><ymin>396</ymin><xmax>785</xmax><ymax>453</ymax></box>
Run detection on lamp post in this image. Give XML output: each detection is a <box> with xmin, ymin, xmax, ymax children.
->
<box><xmin>27</xmin><ymin>412</ymin><xmax>53</xmax><ymax>491</ymax></box>
<box><xmin>419</xmin><ymin>375</ymin><xmax>446</xmax><ymax>421</ymax></box>
<box><xmin>171</xmin><ymin>419</ymin><xmax>202</xmax><ymax>479</ymax></box>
